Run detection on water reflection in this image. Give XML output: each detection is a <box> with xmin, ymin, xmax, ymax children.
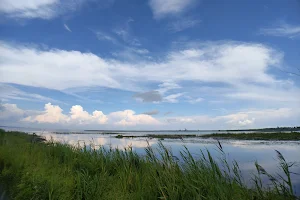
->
<box><xmin>32</xmin><ymin>131</ymin><xmax>300</xmax><ymax>195</ymax></box>
<box><xmin>2</xmin><ymin>128</ymin><xmax>300</xmax><ymax>195</ymax></box>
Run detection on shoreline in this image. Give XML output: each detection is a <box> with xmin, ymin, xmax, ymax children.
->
<box><xmin>113</xmin><ymin>132</ymin><xmax>300</xmax><ymax>141</ymax></box>
<box><xmin>1</xmin><ymin>129</ymin><xmax>299</xmax><ymax>199</ymax></box>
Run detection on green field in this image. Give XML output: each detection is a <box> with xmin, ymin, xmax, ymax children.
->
<box><xmin>0</xmin><ymin>129</ymin><xmax>298</xmax><ymax>200</ymax></box>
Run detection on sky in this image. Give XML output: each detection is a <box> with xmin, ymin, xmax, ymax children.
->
<box><xmin>0</xmin><ymin>0</ymin><xmax>300</xmax><ymax>130</ymax></box>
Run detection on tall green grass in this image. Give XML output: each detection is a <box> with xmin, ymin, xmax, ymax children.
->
<box><xmin>0</xmin><ymin>129</ymin><xmax>299</xmax><ymax>200</ymax></box>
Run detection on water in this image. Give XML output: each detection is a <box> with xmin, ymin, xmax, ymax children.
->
<box><xmin>2</xmin><ymin>127</ymin><xmax>300</xmax><ymax>195</ymax></box>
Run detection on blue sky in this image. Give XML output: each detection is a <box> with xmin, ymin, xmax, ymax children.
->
<box><xmin>0</xmin><ymin>0</ymin><xmax>300</xmax><ymax>130</ymax></box>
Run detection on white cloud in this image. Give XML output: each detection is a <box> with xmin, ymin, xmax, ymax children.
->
<box><xmin>23</xmin><ymin>103</ymin><xmax>108</xmax><ymax>125</ymax></box>
<box><xmin>0</xmin><ymin>83</ymin><xmax>63</xmax><ymax>103</ymax></box>
<box><xmin>69</xmin><ymin>105</ymin><xmax>108</xmax><ymax>124</ymax></box>
<box><xmin>0</xmin><ymin>0</ymin><xmax>87</xmax><ymax>19</ymax></box>
<box><xmin>93</xmin><ymin>18</ymin><xmax>140</xmax><ymax>47</ymax></box>
<box><xmin>24</xmin><ymin>103</ymin><xmax>68</xmax><ymax>123</ymax></box>
<box><xmin>0</xmin><ymin>103</ymin><xmax>25</xmax><ymax>120</ymax></box>
<box><xmin>214</xmin><ymin>108</ymin><xmax>300</xmax><ymax>128</ymax></box>
<box><xmin>149</xmin><ymin>0</ymin><xmax>196</xmax><ymax>19</ymax></box>
<box><xmin>0</xmin><ymin>41</ymin><xmax>280</xmax><ymax>90</ymax></box>
<box><xmin>226</xmin><ymin>83</ymin><xmax>300</xmax><ymax>103</ymax></box>
<box><xmin>2</xmin><ymin>103</ymin><xmax>300</xmax><ymax>129</ymax></box>
<box><xmin>238</xmin><ymin>119</ymin><xmax>255</xmax><ymax>126</ymax></box>
<box><xmin>1</xmin><ymin>40</ymin><xmax>299</xmax><ymax>106</ymax></box>
<box><xmin>113</xmin><ymin>18</ymin><xmax>141</xmax><ymax>46</ymax></box>
<box><xmin>157</xmin><ymin>81</ymin><xmax>181</xmax><ymax>94</ymax></box>
<box><xmin>259</xmin><ymin>22</ymin><xmax>300</xmax><ymax>38</ymax></box>
<box><xmin>0</xmin><ymin>103</ymin><xmax>42</xmax><ymax>126</ymax></box>
<box><xmin>19</xmin><ymin>103</ymin><xmax>160</xmax><ymax>127</ymax></box>
<box><xmin>108</xmin><ymin>110</ymin><xmax>161</xmax><ymax>126</ymax></box>
<box><xmin>164</xmin><ymin>108</ymin><xmax>300</xmax><ymax>129</ymax></box>
<box><xmin>168</xmin><ymin>18</ymin><xmax>201</xmax><ymax>33</ymax></box>
<box><xmin>167</xmin><ymin>117</ymin><xmax>196</xmax><ymax>124</ymax></box>
<box><xmin>186</xmin><ymin>97</ymin><xmax>204</xmax><ymax>104</ymax></box>
<box><xmin>94</xmin><ymin>31</ymin><xmax>117</xmax><ymax>43</ymax></box>
<box><xmin>163</xmin><ymin>93</ymin><xmax>184</xmax><ymax>103</ymax></box>
<box><xmin>64</xmin><ymin>24</ymin><xmax>72</xmax><ymax>32</ymax></box>
<box><xmin>91</xmin><ymin>27</ymin><xmax>148</xmax><ymax>61</ymax></box>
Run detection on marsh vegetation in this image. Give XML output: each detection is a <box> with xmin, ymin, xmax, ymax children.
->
<box><xmin>0</xmin><ymin>129</ymin><xmax>299</xmax><ymax>199</ymax></box>
<box><xmin>113</xmin><ymin>131</ymin><xmax>300</xmax><ymax>141</ymax></box>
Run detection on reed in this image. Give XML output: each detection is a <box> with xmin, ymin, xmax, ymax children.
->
<box><xmin>0</xmin><ymin>129</ymin><xmax>299</xmax><ymax>200</ymax></box>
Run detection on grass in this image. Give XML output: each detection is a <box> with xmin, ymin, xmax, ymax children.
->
<box><xmin>200</xmin><ymin>132</ymin><xmax>300</xmax><ymax>141</ymax></box>
<box><xmin>113</xmin><ymin>132</ymin><xmax>300</xmax><ymax>141</ymax></box>
<box><xmin>115</xmin><ymin>134</ymin><xmax>197</xmax><ymax>139</ymax></box>
<box><xmin>0</xmin><ymin>129</ymin><xmax>299</xmax><ymax>200</ymax></box>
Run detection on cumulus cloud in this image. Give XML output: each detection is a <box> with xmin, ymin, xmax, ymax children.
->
<box><xmin>259</xmin><ymin>22</ymin><xmax>300</xmax><ymax>38</ymax></box>
<box><xmin>1</xmin><ymin>103</ymin><xmax>299</xmax><ymax>129</ymax></box>
<box><xmin>0</xmin><ymin>103</ymin><xmax>41</xmax><ymax>124</ymax></box>
<box><xmin>24</xmin><ymin>103</ymin><xmax>68</xmax><ymax>123</ymax></box>
<box><xmin>69</xmin><ymin>105</ymin><xmax>108</xmax><ymax>124</ymax></box>
<box><xmin>0</xmin><ymin>0</ymin><xmax>87</xmax><ymax>19</ymax></box>
<box><xmin>133</xmin><ymin>91</ymin><xmax>163</xmax><ymax>102</ymax></box>
<box><xmin>18</xmin><ymin>103</ymin><xmax>160</xmax><ymax>127</ymax></box>
<box><xmin>0</xmin><ymin>103</ymin><xmax>26</xmax><ymax>121</ymax></box>
<box><xmin>108</xmin><ymin>110</ymin><xmax>161</xmax><ymax>126</ymax></box>
<box><xmin>149</xmin><ymin>0</ymin><xmax>197</xmax><ymax>19</ymax></box>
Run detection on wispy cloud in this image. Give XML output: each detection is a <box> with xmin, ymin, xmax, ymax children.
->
<box><xmin>165</xmin><ymin>108</ymin><xmax>300</xmax><ymax>129</ymax></box>
<box><xmin>259</xmin><ymin>21</ymin><xmax>300</xmax><ymax>38</ymax></box>
<box><xmin>94</xmin><ymin>30</ymin><xmax>118</xmax><ymax>44</ymax></box>
<box><xmin>0</xmin><ymin>83</ymin><xmax>64</xmax><ymax>104</ymax></box>
<box><xmin>113</xmin><ymin>18</ymin><xmax>141</xmax><ymax>46</ymax></box>
<box><xmin>149</xmin><ymin>0</ymin><xmax>197</xmax><ymax>19</ymax></box>
<box><xmin>1</xmin><ymin>40</ymin><xmax>299</xmax><ymax>108</ymax></box>
<box><xmin>168</xmin><ymin>18</ymin><xmax>201</xmax><ymax>33</ymax></box>
<box><xmin>0</xmin><ymin>0</ymin><xmax>88</xmax><ymax>19</ymax></box>
<box><xmin>164</xmin><ymin>111</ymin><xmax>173</xmax><ymax>116</ymax></box>
<box><xmin>157</xmin><ymin>81</ymin><xmax>181</xmax><ymax>94</ymax></box>
<box><xmin>185</xmin><ymin>97</ymin><xmax>204</xmax><ymax>104</ymax></box>
<box><xmin>163</xmin><ymin>93</ymin><xmax>184</xmax><ymax>103</ymax></box>
<box><xmin>92</xmin><ymin>18</ymin><xmax>142</xmax><ymax>48</ymax></box>
<box><xmin>64</xmin><ymin>23</ymin><xmax>72</xmax><ymax>32</ymax></box>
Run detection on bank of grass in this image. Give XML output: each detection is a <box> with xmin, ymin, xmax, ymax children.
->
<box><xmin>114</xmin><ymin>132</ymin><xmax>300</xmax><ymax>140</ymax></box>
<box><xmin>0</xmin><ymin>129</ymin><xmax>299</xmax><ymax>200</ymax></box>
<box><xmin>200</xmin><ymin>132</ymin><xmax>300</xmax><ymax>141</ymax></box>
<box><xmin>115</xmin><ymin>134</ymin><xmax>197</xmax><ymax>139</ymax></box>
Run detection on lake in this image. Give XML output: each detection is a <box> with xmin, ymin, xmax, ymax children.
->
<box><xmin>3</xmin><ymin>127</ymin><xmax>300</xmax><ymax>195</ymax></box>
